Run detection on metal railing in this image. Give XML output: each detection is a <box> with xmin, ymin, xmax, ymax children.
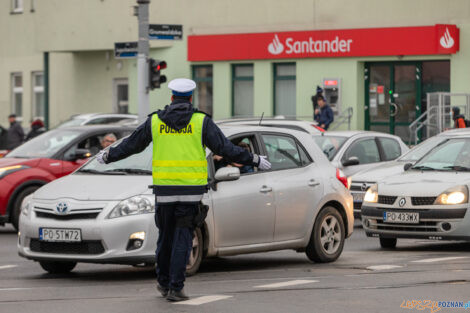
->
<box><xmin>330</xmin><ymin>107</ymin><xmax>353</xmax><ymax>131</ymax></box>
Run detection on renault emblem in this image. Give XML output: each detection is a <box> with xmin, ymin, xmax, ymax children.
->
<box><xmin>398</xmin><ymin>198</ymin><xmax>406</xmax><ymax>207</ymax></box>
<box><xmin>56</xmin><ymin>202</ymin><xmax>69</xmax><ymax>215</ymax></box>
<box><xmin>361</xmin><ymin>183</ymin><xmax>368</xmax><ymax>191</ymax></box>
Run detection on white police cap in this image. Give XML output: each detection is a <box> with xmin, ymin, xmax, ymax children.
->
<box><xmin>168</xmin><ymin>78</ymin><xmax>196</xmax><ymax>96</ymax></box>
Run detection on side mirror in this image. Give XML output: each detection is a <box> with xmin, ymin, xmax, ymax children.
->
<box><xmin>404</xmin><ymin>163</ymin><xmax>413</xmax><ymax>171</ymax></box>
<box><xmin>72</xmin><ymin>148</ymin><xmax>92</xmax><ymax>161</ymax></box>
<box><xmin>342</xmin><ymin>156</ymin><xmax>360</xmax><ymax>167</ymax></box>
<box><xmin>214</xmin><ymin>167</ymin><xmax>240</xmax><ymax>182</ymax></box>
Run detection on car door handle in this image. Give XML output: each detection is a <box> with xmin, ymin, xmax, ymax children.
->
<box><xmin>259</xmin><ymin>185</ymin><xmax>272</xmax><ymax>193</ymax></box>
<box><xmin>308</xmin><ymin>179</ymin><xmax>320</xmax><ymax>187</ymax></box>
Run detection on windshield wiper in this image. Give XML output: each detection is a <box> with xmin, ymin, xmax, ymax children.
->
<box><xmin>443</xmin><ymin>165</ymin><xmax>470</xmax><ymax>172</ymax></box>
<box><xmin>78</xmin><ymin>169</ymin><xmax>126</xmax><ymax>175</ymax></box>
<box><xmin>114</xmin><ymin>168</ymin><xmax>152</xmax><ymax>175</ymax></box>
<box><xmin>411</xmin><ymin>165</ymin><xmax>437</xmax><ymax>171</ymax></box>
<box><xmin>77</xmin><ymin>169</ymin><xmax>106</xmax><ymax>175</ymax></box>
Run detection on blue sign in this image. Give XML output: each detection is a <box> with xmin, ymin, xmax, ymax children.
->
<box><xmin>149</xmin><ymin>24</ymin><xmax>183</xmax><ymax>40</ymax></box>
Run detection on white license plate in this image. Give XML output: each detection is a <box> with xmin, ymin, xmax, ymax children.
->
<box><xmin>352</xmin><ymin>192</ymin><xmax>364</xmax><ymax>202</ymax></box>
<box><xmin>383</xmin><ymin>212</ymin><xmax>419</xmax><ymax>224</ymax></box>
<box><xmin>39</xmin><ymin>228</ymin><xmax>82</xmax><ymax>242</ymax></box>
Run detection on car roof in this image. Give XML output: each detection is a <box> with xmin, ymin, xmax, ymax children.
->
<box><xmin>70</xmin><ymin>113</ymin><xmax>138</xmax><ymax>119</ymax></box>
<box><xmin>438</xmin><ymin>128</ymin><xmax>470</xmax><ymax>136</ymax></box>
<box><xmin>52</xmin><ymin>125</ymin><xmax>136</xmax><ymax>132</ymax></box>
<box><xmin>314</xmin><ymin>130</ymin><xmax>400</xmax><ymax>139</ymax></box>
<box><xmin>218</xmin><ymin>124</ymin><xmax>308</xmax><ymax>137</ymax></box>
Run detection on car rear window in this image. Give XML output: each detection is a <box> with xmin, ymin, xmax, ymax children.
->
<box><xmin>312</xmin><ymin>136</ymin><xmax>348</xmax><ymax>161</ymax></box>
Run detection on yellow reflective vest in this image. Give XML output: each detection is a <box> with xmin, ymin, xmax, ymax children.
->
<box><xmin>151</xmin><ymin>113</ymin><xmax>207</xmax><ymax>186</ymax></box>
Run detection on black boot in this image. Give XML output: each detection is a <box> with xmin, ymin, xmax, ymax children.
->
<box><xmin>156</xmin><ymin>284</ymin><xmax>169</xmax><ymax>297</ymax></box>
<box><xmin>167</xmin><ymin>288</ymin><xmax>189</xmax><ymax>302</ymax></box>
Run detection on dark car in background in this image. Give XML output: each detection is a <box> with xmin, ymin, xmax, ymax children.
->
<box><xmin>0</xmin><ymin>125</ymin><xmax>134</xmax><ymax>230</ymax></box>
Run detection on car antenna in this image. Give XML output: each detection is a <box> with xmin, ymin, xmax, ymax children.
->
<box><xmin>259</xmin><ymin>112</ymin><xmax>264</xmax><ymax>126</ymax></box>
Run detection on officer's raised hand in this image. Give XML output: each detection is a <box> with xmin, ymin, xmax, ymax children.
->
<box><xmin>96</xmin><ymin>150</ymin><xmax>108</xmax><ymax>164</ymax></box>
<box><xmin>257</xmin><ymin>155</ymin><xmax>271</xmax><ymax>170</ymax></box>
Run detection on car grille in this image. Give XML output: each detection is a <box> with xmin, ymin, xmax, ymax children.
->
<box><xmin>350</xmin><ymin>181</ymin><xmax>374</xmax><ymax>192</ymax></box>
<box><xmin>34</xmin><ymin>206</ymin><xmax>102</xmax><ymax>220</ymax></box>
<box><xmin>411</xmin><ymin>197</ymin><xmax>437</xmax><ymax>206</ymax></box>
<box><xmin>354</xmin><ymin>202</ymin><xmax>362</xmax><ymax>211</ymax></box>
<box><xmin>378</xmin><ymin>195</ymin><xmax>397</xmax><ymax>205</ymax></box>
<box><xmin>30</xmin><ymin>239</ymin><xmax>105</xmax><ymax>255</ymax></box>
<box><xmin>371</xmin><ymin>220</ymin><xmax>439</xmax><ymax>232</ymax></box>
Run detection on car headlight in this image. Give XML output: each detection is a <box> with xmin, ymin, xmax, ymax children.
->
<box><xmin>434</xmin><ymin>186</ymin><xmax>468</xmax><ymax>205</ymax></box>
<box><xmin>364</xmin><ymin>184</ymin><xmax>378</xmax><ymax>203</ymax></box>
<box><xmin>21</xmin><ymin>196</ymin><xmax>32</xmax><ymax>217</ymax></box>
<box><xmin>0</xmin><ymin>165</ymin><xmax>30</xmax><ymax>179</ymax></box>
<box><xmin>107</xmin><ymin>196</ymin><xmax>155</xmax><ymax>219</ymax></box>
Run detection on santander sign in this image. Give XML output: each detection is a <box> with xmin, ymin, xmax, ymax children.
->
<box><xmin>269</xmin><ymin>35</ymin><xmax>353</xmax><ymax>55</ymax></box>
<box><xmin>188</xmin><ymin>24</ymin><xmax>459</xmax><ymax>62</ymax></box>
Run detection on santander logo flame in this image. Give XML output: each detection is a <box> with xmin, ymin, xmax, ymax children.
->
<box><xmin>440</xmin><ymin>27</ymin><xmax>455</xmax><ymax>49</ymax></box>
<box><xmin>268</xmin><ymin>34</ymin><xmax>284</xmax><ymax>55</ymax></box>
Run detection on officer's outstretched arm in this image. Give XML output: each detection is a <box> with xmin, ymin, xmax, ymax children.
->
<box><xmin>99</xmin><ymin>117</ymin><xmax>153</xmax><ymax>164</ymax></box>
<box><xmin>202</xmin><ymin>117</ymin><xmax>260</xmax><ymax>167</ymax></box>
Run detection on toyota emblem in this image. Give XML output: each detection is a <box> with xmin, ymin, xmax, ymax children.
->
<box><xmin>56</xmin><ymin>202</ymin><xmax>69</xmax><ymax>215</ymax></box>
<box><xmin>361</xmin><ymin>183</ymin><xmax>368</xmax><ymax>191</ymax></box>
<box><xmin>398</xmin><ymin>198</ymin><xmax>406</xmax><ymax>207</ymax></box>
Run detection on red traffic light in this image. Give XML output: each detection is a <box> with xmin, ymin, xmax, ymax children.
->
<box><xmin>148</xmin><ymin>58</ymin><xmax>167</xmax><ymax>90</ymax></box>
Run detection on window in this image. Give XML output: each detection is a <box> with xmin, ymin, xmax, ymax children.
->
<box><xmin>262</xmin><ymin>134</ymin><xmax>305</xmax><ymax>170</ymax></box>
<box><xmin>11</xmin><ymin>73</ymin><xmax>23</xmax><ymax>117</ymax></box>
<box><xmin>378</xmin><ymin>137</ymin><xmax>401</xmax><ymax>161</ymax></box>
<box><xmin>344</xmin><ymin>138</ymin><xmax>380</xmax><ymax>165</ymax></box>
<box><xmin>192</xmin><ymin>65</ymin><xmax>213</xmax><ymax>116</ymax></box>
<box><xmin>113</xmin><ymin>79</ymin><xmax>128</xmax><ymax>114</ymax></box>
<box><xmin>213</xmin><ymin>135</ymin><xmax>258</xmax><ymax>175</ymax></box>
<box><xmin>232</xmin><ymin>64</ymin><xmax>254</xmax><ymax>117</ymax></box>
<box><xmin>63</xmin><ymin>131</ymin><xmax>129</xmax><ymax>161</ymax></box>
<box><xmin>12</xmin><ymin>0</ymin><xmax>23</xmax><ymax>13</ymax></box>
<box><xmin>274</xmin><ymin>63</ymin><xmax>296</xmax><ymax>117</ymax></box>
<box><xmin>32</xmin><ymin>72</ymin><xmax>44</xmax><ymax>119</ymax></box>
<box><xmin>313</xmin><ymin>135</ymin><xmax>348</xmax><ymax>161</ymax></box>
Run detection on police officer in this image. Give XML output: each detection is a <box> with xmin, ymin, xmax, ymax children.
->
<box><xmin>96</xmin><ymin>78</ymin><xmax>271</xmax><ymax>301</ymax></box>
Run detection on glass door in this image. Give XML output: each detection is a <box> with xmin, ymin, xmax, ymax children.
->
<box><xmin>365</xmin><ymin>62</ymin><xmax>421</xmax><ymax>143</ymax></box>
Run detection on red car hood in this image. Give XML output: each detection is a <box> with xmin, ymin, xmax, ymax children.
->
<box><xmin>0</xmin><ymin>157</ymin><xmax>41</xmax><ymax>168</ymax></box>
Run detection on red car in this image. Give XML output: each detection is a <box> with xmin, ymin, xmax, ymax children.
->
<box><xmin>0</xmin><ymin>125</ymin><xmax>134</xmax><ymax>230</ymax></box>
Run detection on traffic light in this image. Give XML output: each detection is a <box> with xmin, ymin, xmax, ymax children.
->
<box><xmin>148</xmin><ymin>59</ymin><xmax>167</xmax><ymax>90</ymax></box>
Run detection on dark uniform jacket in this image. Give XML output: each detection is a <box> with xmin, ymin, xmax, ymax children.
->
<box><xmin>7</xmin><ymin>121</ymin><xmax>24</xmax><ymax>150</ymax></box>
<box><xmin>107</xmin><ymin>100</ymin><xmax>257</xmax><ymax>197</ymax></box>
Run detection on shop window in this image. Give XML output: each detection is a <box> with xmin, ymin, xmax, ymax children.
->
<box><xmin>11</xmin><ymin>73</ymin><xmax>23</xmax><ymax>117</ymax></box>
<box><xmin>32</xmin><ymin>72</ymin><xmax>44</xmax><ymax>119</ymax></box>
<box><xmin>11</xmin><ymin>0</ymin><xmax>23</xmax><ymax>13</ymax></box>
<box><xmin>113</xmin><ymin>78</ymin><xmax>129</xmax><ymax>114</ymax></box>
<box><xmin>274</xmin><ymin>63</ymin><xmax>296</xmax><ymax>117</ymax></box>
<box><xmin>192</xmin><ymin>65</ymin><xmax>213</xmax><ymax>116</ymax></box>
<box><xmin>232</xmin><ymin>64</ymin><xmax>254</xmax><ymax>117</ymax></box>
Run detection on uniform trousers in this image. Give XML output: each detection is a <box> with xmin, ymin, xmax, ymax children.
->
<box><xmin>154</xmin><ymin>201</ymin><xmax>198</xmax><ymax>291</ymax></box>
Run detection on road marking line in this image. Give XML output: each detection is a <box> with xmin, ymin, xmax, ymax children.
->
<box><xmin>254</xmin><ymin>279</ymin><xmax>318</xmax><ymax>288</ymax></box>
<box><xmin>0</xmin><ymin>288</ymin><xmax>32</xmax><ymax>291</ymax></box>
<box><xmin>367</xmin><ymin>265</ymin><xmax>403</xmax><ymax>271</ymax></box>
<box><xmin>175</xmin><ymin>295</ymin><xmax>232</xmax><ymax>305</ymax></box>
<box><xmin>0</xmin><ymin>265</ymin><xmax>17</xmax><ymax>270</ymax></box>
<box><xmin>411</xmin><ymin>256</ymin><xmax>470</xmax><ymax>263</ymax></box>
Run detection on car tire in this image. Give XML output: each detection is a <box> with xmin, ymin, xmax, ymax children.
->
<box><xmin>379</xmin><ymin>237</ymin><xmax>397</xmax><ymax>249</ymax></box>
<box><xmin>39</xmin><ymin>261</ymin><xmax>77</xmax><ymax>274</ymax></box>
<box><xmin>306</xmin><ymin>206</ymin><xmax>345</xmax><ymax>263</ymax></box>
<box><xmin>11</xmin><ymin>186</ymin><xmax>40</xmax><ymax>231</ymax></box>
<box><xmin>186</xmin><ymin>228</ymin><xmax>203</xmax><ymax>276</ymax></box>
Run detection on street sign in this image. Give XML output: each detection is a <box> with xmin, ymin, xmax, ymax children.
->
<box><xmin>149</xmin><ymin>24</ymin><xmax>183</xmax><ymax>40</ymax></box>
<box><xmin>114</xmin><ymin>42</ymin><xmax>138</xmax><ymax>59</ymax></box>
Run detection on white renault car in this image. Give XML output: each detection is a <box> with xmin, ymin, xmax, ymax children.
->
<box><xmin>362</xmin><ymin>135</ymin><xmax>470</xmax><ymax>248</ymax></box>
<box><xmin>18</xmin><ymin>125</ymin><xmax>353</xmax><ymax>274</ymax></box>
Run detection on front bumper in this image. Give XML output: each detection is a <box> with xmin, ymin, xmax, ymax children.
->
<box><xmin>18</xmin><ymin>201</ymin><xmax>157</xmax><ymax>265</ymax></box>
<box><xmin>362</xmin><ymin>204</ymin><xmax>470</xmax><ymax>241</ymax></box>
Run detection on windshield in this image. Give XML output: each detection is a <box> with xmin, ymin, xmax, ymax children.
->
<box><xmin>312</xmin><ymin>136</ymin><xmax>348</xmax><ymax>161</ymax></box>
<box><xmin>412</xmin><ymin>138</ymin><xmax>470</xmax><ymax>171</ymax></box>
<box><xmin>7</xmin><ymin>129</ymin><xmax>82</xmax><ymax>159</ymax></box>
<box><xmin>56</xmin><ymin>118</ymin><xmax>86</xmax><ymax>128</ymax></box>
<box><xmin>399</xmin><ymin>136</ymin><xmax>445</xmax><ymax>162</ymax></box>
<box><xmin>77</xmin><ymin>141</ymin><xmax>152</xmax><ymax>175</ymax></box>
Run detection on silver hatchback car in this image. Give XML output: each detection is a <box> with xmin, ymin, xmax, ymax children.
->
<box><xmin>18</xmin><ymin>125</ymin><xmax>353</xmax><ymax>274</ymax></box>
